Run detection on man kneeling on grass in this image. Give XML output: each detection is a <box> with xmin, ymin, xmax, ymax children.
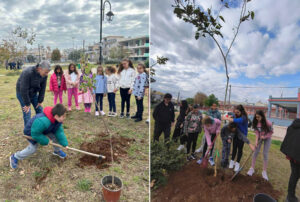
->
<box><xmin>10</xmin><ymin>104</ymin><xmax>68</xmax><ymax>169</ymax></box>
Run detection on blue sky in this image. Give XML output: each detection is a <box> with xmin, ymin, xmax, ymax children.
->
<box><xmin>151</xmin><ymin>0</ymin><xmax>300</xmax><ymax>103</ymax></box>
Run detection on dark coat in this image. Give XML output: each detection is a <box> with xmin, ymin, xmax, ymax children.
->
<box><xmin>153</xmin><ymin>101</ymin><xmax>175</xmax><ymax>124</ymax></box>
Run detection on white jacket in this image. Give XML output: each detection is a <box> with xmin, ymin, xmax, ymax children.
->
<box><xmin>107</xmin><ymin>74</ymin><xmax>119</xmax><ymax>93</ymax></box>
<box><xmin>118</xmin><ymin>68</ymin><xmax>136</xmax><ymax>89</ymax></box>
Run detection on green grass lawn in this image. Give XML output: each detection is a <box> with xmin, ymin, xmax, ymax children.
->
<box><xmin>0</xmin><ymin>68</ymin><xmax>149</xmax><ymax>201</ymax></box>
<box><xmin>151</xmin><ymin>110</ymin><xmax>300</xmax><ymax>201</ymax></box>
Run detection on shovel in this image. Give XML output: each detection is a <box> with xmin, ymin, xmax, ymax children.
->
<box><xmin>23</xmin><ymin>135</ymin><xmax>106</xmax><ymax>160</ymax></box>
<box><xmin>201</xmin><ymin>133</ymin><xmax>219</xmax><ymax>168</ymax></box>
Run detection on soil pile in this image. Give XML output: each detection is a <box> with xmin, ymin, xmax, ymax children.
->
<box><xmin>78</xmin><ymin>133</ymin><xmax>135</xmax><ymax>169</ymax></box>
<box><xmin>152</xmin><ymin>162</ymin><xmax>281</xmax><ymax>202</ymax></box>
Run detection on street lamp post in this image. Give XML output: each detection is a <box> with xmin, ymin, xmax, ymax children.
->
<box><xmin>99</xmin><ymin>0</ymin><xmax>114</xmax><ymax>64</ymax></box>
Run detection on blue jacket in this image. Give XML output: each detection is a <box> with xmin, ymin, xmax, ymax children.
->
<box><xmin>93</xmin><ymin>75</ymin><xmax>107</xmax><ymax>94</ymax></box>
<box><xmin>233</xmin><ymin>115</ymin><xmax>248</xmax><ymax>136</ymax></box>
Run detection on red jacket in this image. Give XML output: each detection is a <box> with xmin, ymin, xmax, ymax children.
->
<box><xmin>49</xmin><ymin>73</ymin><xmax>67</xmax><ymax>92</ymax></box>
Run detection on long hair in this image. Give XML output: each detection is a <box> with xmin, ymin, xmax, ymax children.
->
<box><xmin>54</xmin><ymin>65</ymin><xmax>63</xmax><ymax>76</ymax></box>
<box><xmin>252</xmin><ymin>110</ymin><xmax>270</xmax><ymax>133</ymax></box>
<box><xmin>106</xmin><ymin>66</ymin><xmax>116</xmax><ymax>74</ymax></box>
<box><xmin>118</xmin><ymin>58</ymin><xmax>134</xmax><ymax>74</ymax></box>
<box><xmin>235</xmin><ymin>105</ymin><xmax>248</xmax><ymax>119</ymax></box>
<box><xmin>68</xmin><ymin>63</ymin><xmax>78</xmax><ymax>75</ymax></box>
<box><xmin>180</xmin><ymin>100</ymin><xmax>188</xmax><ymax>115</ymax></box>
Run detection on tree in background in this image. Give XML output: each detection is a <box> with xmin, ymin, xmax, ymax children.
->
<box><xmin>51</xmin><ymin>49</ymin><xmax>61</xmax><ymax>62</ymax></box>
<box><xmin>68</xmin><ymin>50</ymin><xmax>82</xmax><ymax>63</ymax></box>
<box><xmin>26</xmin><ymin>55</ymin><xmax>36</xmax><ymax>63</ymax></box>
<box><xmin>109</xmin><ymin>46</ymin><xmax>130</xmax><ymax>60</ymax></box>
<box><xmin>173</xmin><ymin>0</ymin><xmax>255</xmax><ymax>106</ymax></box>
<box><xmin>205</xmin><ymin>94</ymin><xmax>219</xmax><ymax>107</ymax></box>
<box><xmin>186</xmin><ymin>98</ymin><xmax>194</xmax><ymax>105</ymax></box>
<box><xmin>194</xmin><ymin>92</ymin><xmax>207</xmax><ymax>107</ymax></box>
<box><xmin>150</xmin><ymin>56</ymin><xmax>169</xmax><ymax>82</ymax></box>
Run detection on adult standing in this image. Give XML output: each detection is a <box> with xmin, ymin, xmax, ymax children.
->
<box><xmin>16</xmin><ymin>60</ymin><xmax>51</xmax><ymax>126</ymax></box>
<box><xmin>153</xmin><ymin>93</ymin><xmax>175</xmax><ymax>142</ymax></box>
<box><xmin>172</xmin><ymin>100</ymin><xmax>188</xmax><ymax>143</ymax></box>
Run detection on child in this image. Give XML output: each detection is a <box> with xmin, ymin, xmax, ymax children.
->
<box><xmin>221</xmin><ymin>122</ymin><xmax>255</xmax><ymax>168</ymax></box>
<box><xmin>178</xmin><ymin>104</ymin><xmax>194</xmax><ymax>150</ymax></box>
<box><xmin>247</xmin><ymin>110</ymin><xmax>273</xmax><ymax>180</ymax></box>
<box><xmin>79</xmin><ymin>64</ymin><xmax>94</xmax><ymax>113</ymax></box>
<box><xmin>106</xmin><ymin>66</ymin><xmax>119</xmax><ymax>117</ymax></box>
<box><xmin>173</xmin><ymin>100</ymin><xmax>188</xmax><ymax>144</ymax></box>
<box><xmin>10</xmin><ymin>104</ymin><xmax>68</xmax><ymax>169</ymax></box>
<box><xmin>183</xmin><ymin>104</ymin><xmax>202</xmax><ymax>161</ymax></box>
<box><xmin>49</xmin><ymin>65</ymin><xmax>66</xmax><ymax>105</ymax></box>
<box><xmin>223</xmin><ymin>104</ymin><xmax>249</xmax><ymax>172</ymax></box>
<box><xmin>118</xmin><ymin>58</ymin><xmax>136</xmax><ymax>119</ymax></box>
<box><xmin>197</xmin><ymin>116</ymin><xmax>221</xmax><ymax>166</ymax></box>
<box><xmin>281</xmin><ymin>119</ymin><xmax>300</xmax><ymax>202</ymax></box>
<box><xmin>65</xmin><ymin>63</ymin><xmax>81</xmax><ymax>111</ymax></box>
<box><xmin>94</xmin><ymin>66</ymin><xmax>107</xmax><ymax>116</ymax></box>
<box><xmin>153</xmin><ymin>93</ymin><xmax>175</xmax><ymax>142</ymax></box>
<box><xmin>132</xmin><ymin>63</ymin><xmax>148</xmax><ymax>122</ymax></box>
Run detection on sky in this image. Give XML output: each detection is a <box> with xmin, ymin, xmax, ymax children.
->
<box><xmin>150</xmin><ymin>0</ymin><xmax>300</xmax><ymax>103</ymax></box>
<box><xmin>0</xmin><ymin>0</ymin><xmax>149</xmax><ymax>49</ymax></box>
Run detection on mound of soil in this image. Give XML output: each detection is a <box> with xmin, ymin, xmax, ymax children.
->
<box><xmin>78</xmin><ymin>133</ymin><xmax>135</xmax><ymax>169</ymax></box>
<box><xmin>152</xmin><ymin>162</ymin><xmax>282</xmax><ymax>202</ymax></box>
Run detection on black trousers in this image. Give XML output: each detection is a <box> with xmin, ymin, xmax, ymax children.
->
<box><xmin>231</xmin><ymin>135</ymin><xmax>245</xmax><ymax>163</ymax></box>
<box><xmin>172</xmin><ymin>123</ymin><xmax>183</xmax><ymax>142</ymax></box>
<box><xmin>180</xmin><ymin>135</ymin><xmax>188</xmax><ymax>145</ymax></box>
<box><xmin>135</xmin><ymin>96</ymin><xmax>144</xmax><ymax>118</ymax></box>
<box><xmin>153</xmin><ymin>122</ymin><xmax>171</xmax><ymax>142</ymax></box>
<box><xmin>120</xmin><ymin>88</ymin><xmax>131</xmax><ymax>114</ymax></box>
<box><xmin>186</xmin><ymin>132</ymin><xmax>199</xmax><ymax>154</ymax></box>
<box><xmin>288</xmin><ymin>160</ymin><xmax>300</xmax><ymax>198</ymax></box>
<box><xmin>202</xmin><ymin>133</ymin><xmax>216</xmax><ymax>158</ymax></box>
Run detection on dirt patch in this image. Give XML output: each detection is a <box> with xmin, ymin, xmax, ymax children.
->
<box><xmin>152</xmin><ymin>162</ymin><xmax>282</xmax><ymax>202</ymax></box>
<box><xmin>78</xmin><ymin>133</ymin><xmax>135</xmax><ymax>169</ymax></box>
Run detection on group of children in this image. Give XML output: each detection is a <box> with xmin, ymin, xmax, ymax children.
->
<box><xmin>174</xmin><ymin>102</ymin><xmax>272</xmax><ymax>181</ymax></box>
<box><xmin>49</xmin><ymin>59</ymin><xmax>149</xmax><ymax>122</ymax></box>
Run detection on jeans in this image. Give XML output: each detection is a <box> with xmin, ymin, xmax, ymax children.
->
<box><xmin>67</xmin><ymin>88</ymin><xmax>79</xmax><ymax>107</ymax></box>
<box><xmin>14</xmin><ymin>133</ymin><xmax>61</xmax><ymax>160</ymax></box>
<box><xmin>54</xmin><ymin>90</ymin><xmax>63</xmax><ymax>105</ymax></box>
<box><xmin>17</xmin><ymin>93</ymin><xmax>43</xmax><ymax>126</ymax></box>
<box><xmin>107</xmin><ymin>93</ymin><xmax>116</xmax><ymax>112</ymax></box>
<box><xmin>153</xmin><ymin>122</ymin><xmax>171</xmax><ymax>142</ymax></box>
<box><xmin>95</xmin><ymin>93</ymin><xmax>104</xmax><ymax>111</ymax></box>
<box><xmin>222</xmin><ymin>137</ymin><xmax>231</xmax><ymax>162</ymax></box>
<box><xmin>135</xmin><ymin>96</ymin><xmax>144</xmax><ymax>118</ymax></box>
<box><xmin>231</xmin><ymin>135</ymin><xmax>245</xmax><ymax>163</ymax></box>
<box><xmin>186</xmin><ymin>132</ymin><xmax>199</xmax><ymax>154</ymax></box>
<box><xmin>120</xmin><ymin>88</ymin><xmax>131</xmax><ymax>114</ymax></box>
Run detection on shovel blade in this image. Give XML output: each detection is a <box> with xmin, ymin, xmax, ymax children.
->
<box><xmin>201</xmin><ymin>158</ymin><xmax>209</xmax><ymax>168</ymax></box>
<box><xmin>230</xmin><ymin>168</ymin><xmax>242</xmax><ymax>181</ymax></box>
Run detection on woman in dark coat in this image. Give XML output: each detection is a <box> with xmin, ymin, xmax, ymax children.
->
<box><xmin>172</xmin><ymin>100</ymin><xmax>188</xmax><ymax>143</ymax></box>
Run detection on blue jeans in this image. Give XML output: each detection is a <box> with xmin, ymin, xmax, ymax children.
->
<box><xmin>107</xmin><ymin>93</ymin><xmax>116</xmax><ymax>112</ymax></box>
<box><xmin>17</xmin><ymin>93</ymin><xmax>43</xmax><ymax>126</ymax></box>
<box><xmin>95</xmin><ymin>93</ymin><xmax>104</xmax><ymax>111</ymax></box>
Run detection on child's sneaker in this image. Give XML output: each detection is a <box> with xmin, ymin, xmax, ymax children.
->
<box><xmin>229</xmin><ymin>160</ymin><xmax>235</xmax><ymax>169</ymax></box>
<box><xmin>197</xmin><ymin>158</ymin><xmax>203</xmax><ymax>165</ymax></box>
<box><xmin>112</xmin><ymin>112</ymin><xmax>117</xmax><ymax>117</ymax></box>
<box><xmin>120</xmin><ymin>113</ymin><xmax>124</xmax><ymax>118</ymax></box>
<box><xmin>145</xmin><ymin>118</ymin><xmax>149</xmax><ymax>124</ymax></box>
<box><xmin>68</xmin><ymin>106</ymin><xmax>72</xmax><ymax>111</ymax></box>
<box><xmin>262</xmin><ymin>171</ymin><xmax>269</xmax><ymax>181</ymax></box>
<box><xmin>191</xmin><ymin>153</ymin><xmax>197</xmax><ymax>160</ymax></box>
<box><xmin>95</xmin><ymin>111</ymin><xmax>100</xmax><ymax>116</ymax></box>
<box><xmin>107</xmin><ymin>112</ymin><xmax>112</xmax><ymax>117</ymax></box>
<box><xmin>177</xmin><ymin>144</ymin><xmax>185</xmax><ymax>151</ymax></box>
<box><xmin>195</xmin><ymin>147</ymin><xmax>202</xmax><ymax>153</ymax></box>
<box><xmin>10</xmin><ymin>154</ymin><xmax>18</xmax><ymax>169</ymax></box>
<box><xmin>53</xmin><ymin>150</ymin><xmax>67</xmax><ymax>159</ymax></box>
<box><xmin>100</xmin><ymin>111</ymin><xmax>105</xmax><ymax>116</ymax></box>
<box><xmin>131</xmin><ymin>114</ymin><xmax>138</xmax><ymax>119</ymax></box>
<box><xmin>187</xmin><ymin>155</ymin><xmax>193</xmax><ymax>161</ymax></box>
<box><xmin>234</xmin><ymin>162</ymin><xmax>240</xmax><ymax>172</ymax></box>
<box><xmin>209</xmin><ymin>157</ymin><xmax>215</xmax><ymax>166</ymax></box>
<box><xmin>76</xmin><ymin>106</ymin><xmax>80</xmax><ymax>110</ymax></box>
<box><xmin>126</xmin><ymin>113</ymin><xmax>131</xmax><ymax>119</ymax></box>
<box><xmin>135</xmin><ymin>118</ymin><xmax>142</xmax><ymax>122</ymax></box>
<box><xmin>247</xmin><ymin>167</ymin><xmax>255</xmax><ymax>176</ymax></box>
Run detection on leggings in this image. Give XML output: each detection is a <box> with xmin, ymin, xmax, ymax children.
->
<box><xmin>95</xmin><ymin>93</ymin><xmax>104</xmax><ymax>111</ymax></box>
<box><xmin>186</xmin><ymin>133</ymin><xmax>199</xmax><ymax>154</ymax></box>
<box><xmin>202</xmin><ymin>133</ymin><xmax>216</xmax><ymax>158</ymax></box>
<box><xmin>231</xmin><ymin>136</ymin><xmax>245</xmax><ymax>163</ymax></box>
<box><xmin>288</xmin><ymin>160</ymin><xmax>300</xmax><ymax>198</ymax></box>
<box><xmin>251</xmin><ymin>138</ymin><xmax>272</xmax><ymax>170</ymax></box>
<box><xmin>54</xmin><ymin>90</ymin><xmax>63</xmax><ymax>105</ymax></box>
<box><xmin>120</xmin><ymin>88</ymin><xmax>131</xmax><ymax>114</ymax></box>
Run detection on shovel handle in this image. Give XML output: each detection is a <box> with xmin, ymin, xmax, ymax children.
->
<box><xmin>23</xmin><ymin>135</ymin><xmax>106</xmax><ymax>159</ymax></box>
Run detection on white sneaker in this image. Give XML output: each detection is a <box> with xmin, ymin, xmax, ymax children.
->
<box><xmin>112</xmin><ymin>112</ymin><xmax>117</xmax><ymax>117</ymax></box>
<box><xmin>100</xmin><ymin>111</ymin><xmax>105</xmax><ymax>116</ymax></box>
<box><xmin>107</xmin><ymin>112</ymin><xmax>112</xmax><ymax>117</ymax></box>
<box><xmin>95</xmin><ymin>111</ymin><xmax>99</xmax><ymax>116</ymax></box>
<box><xmin>229</xmin><ymin>160</ymin><xmax>235</xmax><ymax>169</ymax></box>
<box><xmin>195</xmin><ymin>147</ymin><xmax>202</xmax><ymax>153</ymax></box>
<box><xmin>177</xmin><ymin>145</ymin><xmax>185</xmax><ymax>151</ymax></box>
<box><xmin>234</xmin><ymin>162</ymin><xmax>240</xmax><ymax>172</ymax></box>
<box><xmin>146</xmin><ymin>118</ymin><xmax>150</xmax><ymax>124</ymax></box>
<box><xmin>247</xmin><ymin>167</ymin><xmax>255</xmax><ymax>176</ymax></box>
<box><xmin>262</xmin><ymin>171</ymin><xmax>269</xmax><ymax>181</ymax></box>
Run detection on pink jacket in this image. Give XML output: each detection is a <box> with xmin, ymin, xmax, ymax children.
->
<box><xmin>204</xmin><ymin>118</ymin><xmax>221</xmax><ymax>146</ymax></box>
<box><xmin>65</xmin><ymin>72</ymin><xmax>81</xmax><ymax>89</ymax></box>
<box><xmin>255</xmin><ymin>120</ymin><xmax>273</xmax><ymax>139</ymax></box>
<box><xmin>49</xmin><ymin>73</ymin><xmax>66</xmax><ymax>92</ymax></box>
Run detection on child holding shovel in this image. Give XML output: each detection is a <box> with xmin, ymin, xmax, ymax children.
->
<box><xmin>197</xmin><ymin>116</ymin><xmax>221</xmax><ymax>166</ymax></box>
<box><xmin>247</xmin><ymin>110</ymin><xmax>273</xmax><ymax>181</ymax></box>
<box><xmin>221</xmin><ymin>122</ymin><xmax>255</xmax><ymax>168</ymax></box>
<box><xmin>10</xmin><ymin>104</ymin><xmax>68</xmax><ymax>169</ymax></box>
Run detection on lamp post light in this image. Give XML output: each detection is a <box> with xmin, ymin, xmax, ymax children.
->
<box><xmin>99</xmin><ymin>0</ymin><xmax>114</xmax><ymax>64</ymax></box>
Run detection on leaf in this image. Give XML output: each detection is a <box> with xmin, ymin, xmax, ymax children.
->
<box><xmin>251</xmin><ymin>11</ymin><xmax>255</xmax><ymax>20</ymax></box>
<box><xmin>195</xmin><ymin>32</ymin><xmax>200</xmax><ymax>40</ymax></box>
<box><xmin>225</xmin><ymin>2</ymin><xmax>229</xmax><ymax>8</ymax></box>
<box><xmin>219</xmin><ymin>16</ymin><xmax>225</xmax><ymax>22</ymax></box>
<box><xmin>207</xmin><ymin>8</ymin><xmax>211</xmax><ymax>15</ymax></box>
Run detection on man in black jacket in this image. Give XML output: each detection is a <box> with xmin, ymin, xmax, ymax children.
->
<box><xmin>16</xmin><ymin>60</ymin><xmax>51</xmax><ymax>126</ymax></box>
<box><xmin>281</xmin><ymin>119</ymin><xmax>300</xmax><ymax>202</ymax></box>
<box><xmin>153</xmin><ymin>93</ymin><xmax>175</xmax><ymax>142</ymax></box>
